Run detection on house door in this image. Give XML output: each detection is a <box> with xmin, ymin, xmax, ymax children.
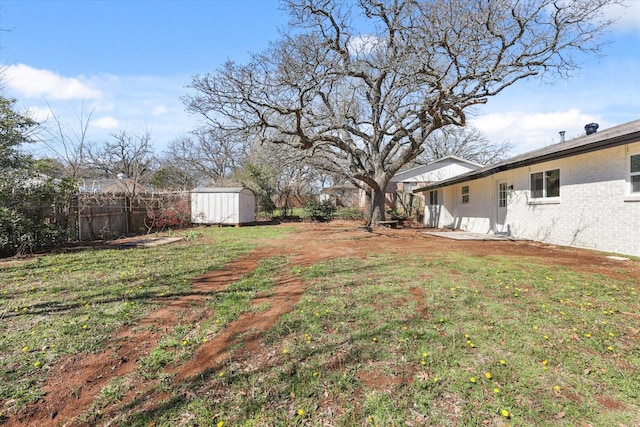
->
<box><xmin>495</xmin><ymin>180</ymin><xmax>508</xmax><ymax>234</ymax></box>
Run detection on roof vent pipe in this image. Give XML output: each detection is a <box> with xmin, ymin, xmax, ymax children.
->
<box><xmin>559</xmin><ymin>131</ymin><xmax>566</xmax><ymax>143</ymax></box>
<box><xmin>585</xmin><ymin>123</ymin><xmax>599</xmax><ymax>135</ymax></box>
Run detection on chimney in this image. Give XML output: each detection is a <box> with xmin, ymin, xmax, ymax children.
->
<box><xmin>559</xmin><ymin>131</ymin><xmax>566</xmax><ymax>143</ymax></box>
<box><xmin>585</xmin><ymin>123</ymin><xmax>599</xmax><ymax>135</ymax></box>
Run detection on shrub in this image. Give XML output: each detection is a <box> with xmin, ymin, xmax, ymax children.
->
<box><xmin>303</xmin><ymin>199</ymin><xmax>336</xmax><ymax>222</ymax></box>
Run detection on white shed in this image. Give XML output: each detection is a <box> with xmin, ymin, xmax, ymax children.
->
<box><xmin>190</xmin><ymin>187</ymin><xmax>256</xmax><ymax>225</ymax></box>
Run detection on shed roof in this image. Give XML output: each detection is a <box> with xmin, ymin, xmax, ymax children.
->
<box><xmin>191</xmin><ymin>187</ymin><xmax>254</xmax><ymax>194</ymax></box>
<box><xmin>414</xmin><ymin>119</ymin><xmax>640</xmax><ymax>193</ymax></box>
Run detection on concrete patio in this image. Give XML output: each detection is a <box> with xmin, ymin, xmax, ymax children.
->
<box><xmin>422</xmin><ymin>231</ymin><xmax>526</xmax><ymax>241</ymax></box>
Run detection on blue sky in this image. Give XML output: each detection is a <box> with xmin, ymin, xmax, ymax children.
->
<box><xmin>1</xmin><ymin>0</ymin><xmax>639</xmax><ymax>158</ymax></box>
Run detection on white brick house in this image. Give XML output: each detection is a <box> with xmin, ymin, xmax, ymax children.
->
<box><xmin>414</xmin><ymin>120</ymin><xmax>640</xmax><ymax>257</ymax></box>
<box><xmin>388</xmin><ymin>156</ymin><xmax>483</xmax><ymax>218</ymax></box>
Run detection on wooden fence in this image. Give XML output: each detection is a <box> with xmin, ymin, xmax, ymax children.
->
<box><xmin>68</xmin><ymin>192</ymin><xmax>190</xmax><ymax>241</ymax></box>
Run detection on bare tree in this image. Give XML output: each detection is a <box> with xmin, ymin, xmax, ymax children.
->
<box><xmin>185</xmin><ymin>0</ymin><xmax>619</xmax><ymax>226</ymax></box>
<box><xmin>88</xmin><ymin>129</ymin><xmax>155</xmax><ymax>184</ymax></box>
<box><xmin>40</xmin><ymin>103</ymin><xmax>94</xmax><ymax>179</ymax></box>
<box><xmin>151</xmin><ymin>161</ymin><xmax>197</xmax><ymax>191</ymax></box>
<box><xmin>236</xmin><ymin>142</ymin><xmax>325</xmax><ymax>214</ymax></box>
<box><xmin>164</xmin><ymin>128</ymin><xmax>250</xmax><ymax>185</ymax></box>
<box><xmin>418</xmin><ymin>125</ymin><xmax>511</xmax><ymax>165</ymax></box>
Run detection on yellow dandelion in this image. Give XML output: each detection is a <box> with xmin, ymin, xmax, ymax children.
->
<box><xmin>553</xmin><ymin>385</ymin><xmax>561</xmax><ymax>391</ymax></box>
<box><xmin>372</xmin><ymin>337</ymin><xmax>378</xmax><ymax>342</ymax></box>
<box><xmin>217</xmin><ymin>422</ymin><xmax>224</xmax><ymax>427</ymax></box>
<box><xmin>219</xmin><ymin>371</ymin><xmax>225</xmax><ymax>377</ymax></box>
<box><xmin>500</xmin><ymin>409</ymin><xmax>510</xmax><ymax>418</ymax></box>
<box><xmin>297</xmin><ymin>409</ymin><xmax>305</xmax><ymax>416</ymax></box>
<box><xmin>470</xmin><ymin>377</ymin><xmax>476</xmax><ymax>383</ymax></box>
<box><xmin>499</xmin><ymin>359</ymin><xmax>506</xmax><ymax>365</ymax></box>
<box><xmin>22</xmin><ymin>346</ymin><xmax>29</xmax><ymax>353</ymax></box>
<box><xmin>485</xmin><ymin>372</ymin><xmax>492</xmax><ymax>379</ymax></box>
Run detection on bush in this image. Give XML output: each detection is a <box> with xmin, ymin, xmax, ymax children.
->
<box><xmin>144</xmin><ymin>194</ymin><xmax>191</xmax><ymax>232</ymax></box>
<box><xmin>0</xmin><ymin>207</ymin><xmax>66</xmax><ymax>257</ymax></box>
<box><xmin>303</xmin><ymin>199</ymin><xmax>336</xmax><ymax>222</ymax></box>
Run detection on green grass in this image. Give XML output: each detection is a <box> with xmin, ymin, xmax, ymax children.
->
<box><xmin>0</xmin><ymin>225</ymin><xmax>290</xmax><ymax>409</ymax></box>
<box><xmin>1</xmin><ymin>224</ymin><xmax>639</xmax><ymax>426</ymax></box>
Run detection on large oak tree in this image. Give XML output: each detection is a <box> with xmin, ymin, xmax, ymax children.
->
<box><xmin>185</xmin><ymin>0</ymin><xmax>619</xmax><ymax>226</ymax></box>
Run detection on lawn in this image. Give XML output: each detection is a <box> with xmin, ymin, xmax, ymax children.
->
<box><xmin>1</xmin><ymin>222</ymin><xmax>638</xmax><ymax>426</ymax></box>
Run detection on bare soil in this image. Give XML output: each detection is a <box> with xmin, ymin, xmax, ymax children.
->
<box><xmin>5</xmin><ymin>221</ymin><xmax>639</xmax><ymax>426</ymax></box>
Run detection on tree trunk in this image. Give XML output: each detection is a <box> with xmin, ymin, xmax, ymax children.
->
<box><xmin>368</xmin><ymin>187</ymin><xmax>387</xmax><ymax>227</ymax></box>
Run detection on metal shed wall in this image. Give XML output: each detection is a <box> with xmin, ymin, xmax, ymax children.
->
<box><xmin>190</xmin><ymin>188</ymin><xmax>255</xmax><ymax>225</ymax></box>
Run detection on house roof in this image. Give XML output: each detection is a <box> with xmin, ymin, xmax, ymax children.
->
<box><xmin>414</xmin><ymin>119</ymin><xmax>640</xmax><ymax>193</ymax></box>
<box><xmin>391</xmin><ymin>155</ymin><xmax>484</xmax><ymax>183</ymax></box>
<box><xmin>79</xmin><ymin>178</ymin><xmax>152</xmax><ymax>194</ymax></box>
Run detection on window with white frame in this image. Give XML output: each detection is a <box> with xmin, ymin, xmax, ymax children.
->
<box><xmin>403</xmin><ymin>182</ymin><xmax>417</xmax><ymax>192</ymax></box>
<box><xmin>631</xmin><ymin>154</ymin><xmax>640</xmax><ymax>193</ymax></box>
<box><xmin>429</xmin><ymin>190</ymin><xmax>438</xmax><ymax>205</ymax></box>
<box><xmin>461</xmin><ymin>185</ymin><xmax>469</xmax><ymax>204</ymax></box>
<box><xmin>530</xmin><ymin>169</ymin><xmax>560</xmax><ymax>199</ymax></box>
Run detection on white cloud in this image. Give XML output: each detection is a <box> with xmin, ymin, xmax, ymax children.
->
<box><xmin>4</xmin><ymin>64</ymin><xmax>103</xmax><ymax>100</ymax></box>
<box><xmin>471</xmin><ymin>109</ymin><xmax>603</xmax><ymax>154</ymax></box>
<box><xmin>93</xmin><ymin>116</ymin><xmax>119</xmax><ymax>130</ymax></box>
<box><xmin>151</xmin><ymin>105</ymin><xmax>168</xmax><ymax>116</ymax></box>
<box><xmin>606</xmin><ymin>0</ymin><xmax>640</xmax><ymax>33</ymax></box>
<box><xmin>26</xmin><ymin>106</ymin><xmax>52</xmax><ymax>122</ymax></box>
<box><xmin>348</xmin><ymin>35</ymin><xmax>384</xmax><ymax>55</ymax></box>
<box><xmin>143</xmin><ymin>100</ymin><xmax>168</xmax><ymax>116</ymax></box>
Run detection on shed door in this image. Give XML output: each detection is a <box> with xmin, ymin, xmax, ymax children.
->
<box><xmin>495</xmin><ymin>180</ymin><xmax>508</xmax><ymax>234</ymax></box>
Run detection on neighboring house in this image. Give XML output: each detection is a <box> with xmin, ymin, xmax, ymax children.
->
<box><xmin>414</xmin><ymin>120</ymin><xmax>640</xmax><ymax>257</ymax></box>
<box><xmin>79</xmin><ymin>176</ymin><xmax>152</xmax><ymax>195</ymax></box>
<box><xmin>389</xmin><ymin>156</ymin><xmax>483</xmax><ymax>218</ymax></box>
<box><xmin>390</xmin><ymin>155</ymin><xmax>484</xmax><ymax>192</ymax></box>
<box><xmin>320</xmin><ymin>184</ymin><xmax>362</xmax><ymax>208</ymax></box>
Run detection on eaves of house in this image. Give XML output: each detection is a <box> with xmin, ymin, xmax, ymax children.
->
<box><xmin>392</xmin><ymin>155</ymin><xmax>484</xmax><ymax>183</ymax></box>
<box><xmin>413</xmin><ymin>119</ymin><xmax>640</xmax><ymax>193</ymax></box>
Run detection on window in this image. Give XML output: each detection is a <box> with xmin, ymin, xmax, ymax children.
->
<box><xmin>461</xmin><ymin>185</ymin><xmax>469</xmax><ymax>204</ymax></box>
<box><xmin>530</xmin><ymin>169</ymin><xmax>560</xmax><ymax>199</ymax></box>
<box><xmin>403</xmin><ymin>182</ymin><xmax>417</xmax><ymax>192</ymax></box>
<box><xmin>498</xmin><ymin>182</ymin><xmax>507</xmax><ymax>208</ymax></box>
<box><xmin>429</xmin><ymin>190</ymin><xmax>438</xmax><ymax>205</ymax></box>
<box><xmin>631</xmin><ymin>154</ymin><xmax>640</xmax><ymax>193</ymax></box>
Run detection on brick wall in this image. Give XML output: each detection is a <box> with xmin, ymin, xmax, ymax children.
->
<box><xmin>426</xmin><ymin>141</ymin><xmax>640</xmax><ymax>257</ymax></box>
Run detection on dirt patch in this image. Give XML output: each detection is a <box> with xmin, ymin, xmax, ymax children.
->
<box><xmin>5</xmin><ymin>221</ymin><xmax>639</xmax><ymax>426</ymax></box>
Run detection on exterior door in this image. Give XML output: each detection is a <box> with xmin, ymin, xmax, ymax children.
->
<box><xmin>495</xmin><ymin>180</ymin><xmax>508</xmax><ymax>234</ymax></box>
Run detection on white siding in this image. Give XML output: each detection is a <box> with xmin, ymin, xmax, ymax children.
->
<box><xmin>190</xmin><ymin>188</ymin><xmax>255</xmax><ymax>225</ymax></box>
<box><xmin>425</xmin><ymin>141</ymin><xmax>640</xmax><ymax>257</ymax></box>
